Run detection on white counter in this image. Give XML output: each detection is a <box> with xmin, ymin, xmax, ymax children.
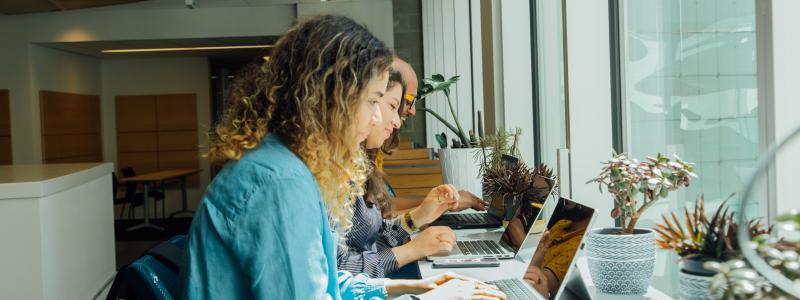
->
<box><xmin>0</xmin><ymin>163</ymin><xmax>116</xmax><ymax>300</ymax></box>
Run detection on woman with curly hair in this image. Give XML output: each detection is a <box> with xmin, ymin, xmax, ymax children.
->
<box><xmin>182</xmin><ymin>15</ymin><xmax>504</xmax><ymax>299</ymax></box>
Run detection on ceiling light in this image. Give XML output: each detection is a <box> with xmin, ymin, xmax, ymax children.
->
<box><xmin>101</xmin><ymin>45</ymin><xmax>273</xmax><ymax>54</ymax></box>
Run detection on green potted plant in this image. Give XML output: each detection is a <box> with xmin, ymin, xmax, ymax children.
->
<box><xmin>416</xmin><ymin>74</ymin><xmax>488</xmax><ymax>196</ymax></box>
<box><xmin>416</xmin><ymin>74</ymin><xmax>474</xmax><ymax>148</ymax></box>
<box><xmin>655</xmin><ymin>195</ymin><xmax>771</xmax><ymax>300</ymax></box>
<box><xmin>585</xmin><ymin>152</ymin><xmax>697</xmax><ymax>295</ymax></box>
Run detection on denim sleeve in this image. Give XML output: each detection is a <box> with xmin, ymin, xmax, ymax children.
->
<box><xmin>337</xmin><ymin>271</ymin><xmax>388</xmax><ymax>300</ymax></box>
<box><xmin>231</xmin><ymin>177</ymin><xmax>331</xmax><ymax>299</ymax></box>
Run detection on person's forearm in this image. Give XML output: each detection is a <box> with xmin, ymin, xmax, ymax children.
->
<box><xmin>391</xmin><ymin>243</ymin><xmax>421</xmax><ymax>268</ymax></box>
<box><xmin>384</xmin><ymin>279</ymin><xmax>426</xmax><ymax>299</ymax></box>
<box><xmin>391</xmin><ymin>196</ymin><xmax>424</xmax><ymax>213</ymax></box>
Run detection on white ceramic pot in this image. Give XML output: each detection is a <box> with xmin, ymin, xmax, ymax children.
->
<box><xmin>586</xmin><ymin>228</ymin><xmax>656</xmax><ymax>295</ymax></box>
<box><xmin>438</xmin><ymin>148</ymin><xmax>483</xmax><ymax>197</ymax></box>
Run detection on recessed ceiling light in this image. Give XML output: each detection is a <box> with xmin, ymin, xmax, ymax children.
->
<box><xmin>102</xmin><ymin>45</ymin><xmax>273</xmax><ymax>53</ymax></box>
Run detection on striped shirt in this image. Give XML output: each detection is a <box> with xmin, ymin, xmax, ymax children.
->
<box><xmin>337</xmin><ymin>195</ymin><xmax>410</xmax><ymax>278</ymax></box>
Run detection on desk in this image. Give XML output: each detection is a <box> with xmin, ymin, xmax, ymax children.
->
<box><xmin>417</xmin><ymin>226</ymin><xmax>673</xmax><ymax>299</ymax></box>
<box><xmin>122</xmin><ymin>168</ymin><xmax>201</xmax><ymax>231</ymax></box>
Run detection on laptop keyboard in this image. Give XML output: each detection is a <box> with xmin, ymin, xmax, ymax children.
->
<box><xmin>487</xmin><ymin>278</ymin><xmax>537</xmax><ymax>300</ymax></box>
<box><xmin>457</xmin><ymin>240</ymin><xmax>504</xmax><ymax>256</ymax></box>
<box><xmin>452</xmin><ymin>213</ymin><xmax>491</xmax><ymax>225</ymax></box>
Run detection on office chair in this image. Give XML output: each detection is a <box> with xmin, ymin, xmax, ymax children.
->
<box><xmin>120</xmin><ymin>167</ymin><xmax>167</xmax><ymax>219</ymax></box>
<box><xmin>112</xmin><ymin>172</ymin><xmax>130</xmax><ymax>219</ymax></box>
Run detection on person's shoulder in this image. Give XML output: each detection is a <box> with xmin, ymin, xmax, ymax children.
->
<box><xmin>241</xmin><ymin>135</ymin><xmax>312</xmax><ymax>179</ymax></box>
<box><xmin>202</xmin><ymin>135</ymin><xmax>319</xmax><ymax>217</ymax></box>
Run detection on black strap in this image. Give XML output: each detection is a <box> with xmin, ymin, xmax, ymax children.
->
<box><xmin>146</xmin><ymin>242</ymin><xmax>185</xmax><ymax>272</ymax></box>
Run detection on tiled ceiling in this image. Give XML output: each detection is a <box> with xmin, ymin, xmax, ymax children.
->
<box><xmin>38</xmin><ymin>36</ymin><xmax>279</xmax><ymax>58</ymax></box>
<box><xmin>0</xmin><ymin>0</ymin><xmax>305</xmax><ymax>15</ymax></box>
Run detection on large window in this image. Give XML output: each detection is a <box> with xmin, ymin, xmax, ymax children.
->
<box><xmin>533</xmin><ymin>0</ymin><xmax>568</xmax><ymax>188</ymax></box>
<box><xmin>617</xmin><ymin>0</ymin><xmax>758</xmax><ymax>294</ymax></box>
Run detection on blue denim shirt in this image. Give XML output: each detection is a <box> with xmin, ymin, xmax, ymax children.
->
<box><xmin>181</xmin><ymin>134</ymin><xmax>386</xmax><ymax>299</ymax></box>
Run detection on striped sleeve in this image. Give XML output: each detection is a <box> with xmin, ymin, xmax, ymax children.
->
<box><xmin>337</xmin><ymin>239</ymin><xmax>399</xmax><ymax>278</ymax></box>
<box><xmin>376</xmin><ymin>217</ymin><xmax>410</xmax><ymax>249</ymax></box>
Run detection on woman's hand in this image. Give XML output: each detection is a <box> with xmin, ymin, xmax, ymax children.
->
<box><xmin>409</xmin><ymin>226</ymin><xmax>456</xmax><ymax>257</ymax></box>
<box><xmin>410</xmin><ymin>184</ymin><xmax>459</xmax><ymax>226</ymax></box>
<box><xmin>415</xmin><ymin>278</ymin><xmax>506</xmax><ymax>300</ymax></box>
<box><xmin>451</xmin><ymin>191</ymin><xmax>489</xmax><ymax>212</ymax></box>
<box><xmin>385</xmin><ymin>272</ymin><xmax>505</xmax><ymax>299</ymax></box>
<box><xmin>392</xmin><ymin>226</ymin><xmax>456</xmax><ymax>266</ymax></box>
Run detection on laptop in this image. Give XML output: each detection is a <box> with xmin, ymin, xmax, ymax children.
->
<box><xmin>427</xmin><ymin>186</ymin><xmax>556</xmax><ymax>261</ymax></box>
<box><xmin>486</xmin><ymin>197</ymin><xmax>597</xmax><ymax>300</ymax></box>
<box><xmin>431</xmin><ymin>174</ymin><xmax>556</xmax><ymax>229</ymax></box>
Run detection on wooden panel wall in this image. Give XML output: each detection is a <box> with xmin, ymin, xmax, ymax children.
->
<box><xmin>0</xmin><ymin>90</ymin><xmax>11</xmax><ymax>165</ymax></box>
<box><xmin>116</xmin><ymin>94</ymin><xmax>199</xmax><ymax>184</ymax></box>
<box><xmin>40</xmin><ymin>91</ymin><xmax>102</xmax><ymax>164</ymax></box>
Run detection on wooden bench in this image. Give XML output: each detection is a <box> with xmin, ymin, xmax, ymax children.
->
<box><xmin>382</xmin><ymin>148</ymin><xmax>442</xmax><ymax>197</ymax></box>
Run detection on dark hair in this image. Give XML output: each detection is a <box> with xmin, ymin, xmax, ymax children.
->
<box><xmin>363</xmin><ymin>70</ymin><xmax>406</xmax><ymax>208</ymax></box>
<box><xmin>380</xmin><ymin>71</ymin><xmax>406</xmax><ymax>154</ymax></box>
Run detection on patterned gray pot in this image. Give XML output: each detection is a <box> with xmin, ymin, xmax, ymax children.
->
<box><xmin>679</xmin><ymin>271</ymin><xmax>714</xmax><ymax>300</ymax></box>
<box><xmin>586</xmin><ymin>228</ymin><xmax>655</xmax><ymax>295</ymax></box>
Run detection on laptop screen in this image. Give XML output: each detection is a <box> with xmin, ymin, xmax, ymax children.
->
<box><xmin>497</xmin><ymin>175</ymin><xmax>556</xmax><ymax>253</ymax></box>
<box><xmin>518</xmin><ymin>197</ymin><xmax>595</xmax><ymax>299</ymax></box>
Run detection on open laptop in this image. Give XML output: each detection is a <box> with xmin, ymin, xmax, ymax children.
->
<box><xmin>486</xmin><ymin>197</ymin><xmax>596</xmax><ymax>300</ymax></box>
<box><xmin>431</xmin><ymin>174</ymin><xmax>556</xmax><ymax>229</ymax></box>
<box><xmin>427</xmin><ymin>186</ymin><xmax>556</xmax><ymax>261</ymax></box>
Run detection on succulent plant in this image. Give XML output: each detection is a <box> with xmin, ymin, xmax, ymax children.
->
<box><xmin>707</xmin><ymin>210</ymin><xmax>800</xmax><ymax>299</ymax></box>
<box><xmin>655</xmin><ymin>194</ymin><xmax>771</xmax><ymax>262</ymax></box>
<box><xmin>482</xmin><ymin>162</ymin><xmax>554</xmax><ymax>204</ymax></box>
<box><xmin>588</xmin><ymin>152</ymin><xmax>697</xmax><ymax>234</ymax></box>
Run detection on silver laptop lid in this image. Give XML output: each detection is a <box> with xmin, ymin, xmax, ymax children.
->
<box><xmin>493</xmin><ymin>175</ymin><xmax>557</xmax><ymax>254</ymax></box>
<box><xmin>515</xmin><ymin>197</ymin><xmax>596</xmax><ymax>299</ymax></box>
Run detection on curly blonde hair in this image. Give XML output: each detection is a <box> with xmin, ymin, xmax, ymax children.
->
<box><xmin>207</xmin><ymin>15</ymin><xmax>393</xmax><ymax>234</ymax></box>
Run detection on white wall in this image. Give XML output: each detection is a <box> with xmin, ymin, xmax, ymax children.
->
<box><xmin>102</xmin><ymin>57</ymin><xmax>211</xmax><ymax>215</ymax></box>
<box><xmin>31</xmin><ymin>46</ymin><xmax>102</xmax><ymax>95</ymax></box>
<box><xmin>757</xmin><ymin>0</ymin><xmax>800</xmax><ymax>217</ymax></box>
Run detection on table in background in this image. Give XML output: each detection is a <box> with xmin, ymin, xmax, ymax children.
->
<box><xmin>121</xmin><ymin>168</ymin><xmax>201</xmax><ymax>231</ymax></box>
